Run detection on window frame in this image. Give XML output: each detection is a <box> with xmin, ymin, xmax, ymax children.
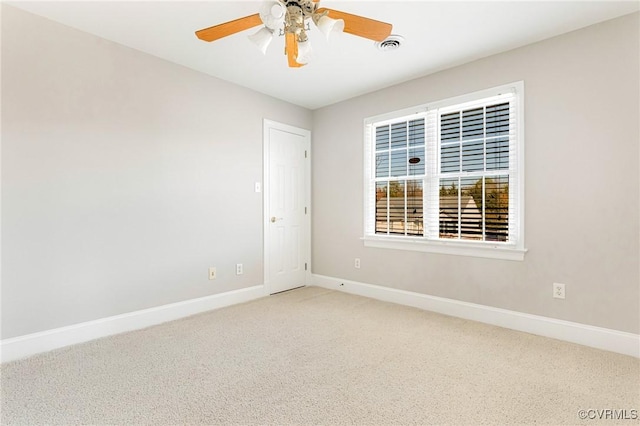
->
<box><xmin>363</xmin><ymin>82</ymin><xmax>526</xmax><ymax>261</ymax></box>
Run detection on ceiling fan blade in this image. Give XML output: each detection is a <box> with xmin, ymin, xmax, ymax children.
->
<box><xmin>195</xmin><ymin>14</ymin><xmax>263</xmax><ymax>42</ymax></box>
<box><xmin>285</xmin><ymin>33</ymin><xmax>305</xmax><ymax>68</ymax></box>
<box><xmin>316</xmin><ymin>8</ymin><xmax>392</xmax><ymax>42</ymax></box>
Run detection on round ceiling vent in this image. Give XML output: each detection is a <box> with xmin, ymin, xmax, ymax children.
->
<box><xmin>376</xmin><ymin>35</ymin><xmax>405</xmax><ymax>51</ymax></box>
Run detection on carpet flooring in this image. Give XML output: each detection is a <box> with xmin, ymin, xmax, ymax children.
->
<box><xmin>1</xmin><ymin>286</ymin><xmax>638</xmax><ymax>425</ymax></box>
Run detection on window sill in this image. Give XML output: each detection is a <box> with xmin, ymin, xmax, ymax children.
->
<box><xmin>362</xmin><ymin>235</ymin><xmax>527</xmax><ymax>261</ymax></box>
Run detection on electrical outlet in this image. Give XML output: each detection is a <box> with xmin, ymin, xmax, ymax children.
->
<box><xmin>354</xmin><ymin>258</ymin><xmax>361</xmax><ymax>269</ymax></box>
<box><xmin>208</xmin><ymin>267</ymin><xmax>217</xmax><ymax>280</ymax></box>
<box><xmin>236</xmin><ymin>263</ymin><xmax>243</xmax><ymax>275</ymax></box>
<box><xmin>553</xmin><ymin>283</ymin><xmax>565</xmax><ymax>299</ymax></box>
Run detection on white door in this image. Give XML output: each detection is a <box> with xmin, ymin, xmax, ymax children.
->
<box><xmin>263</xmin><ymin>120</ymin><xmax>310</xmax><ymax>294</ymax></box>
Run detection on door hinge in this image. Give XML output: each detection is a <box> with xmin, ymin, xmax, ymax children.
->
<box><xmin>304</xmin><ymin>207</ymin><xmax>307</xmax><ymax>214</ymax></box>
<box><xmin>305</xmin><ymin>263</ymin><xmax>308</xmax><ymax>271</ymax></box>
<box><xmin>304</xmin><ymin>150</ymin><xmax>307</xmax><ymax>158</ymax></box>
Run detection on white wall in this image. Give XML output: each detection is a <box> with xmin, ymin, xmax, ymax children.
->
<box><xmin>1</xmin><ymin>5</ymin><xmax>312</xmax><ymax>339</ymax></box>
<box><xmin>311</xmin><ymin>13</ymin><xmax>640</xmax><ymax>334</ymax></box>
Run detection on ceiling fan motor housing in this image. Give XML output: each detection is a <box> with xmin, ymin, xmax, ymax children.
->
<box><xmin>281</xmin><ymin>0</ymin><xmax>318</xmax><ymax>41</ymax></box>
<box><xmin>284</xmin><ymin>0</ymin><xmax>316</xmax><ymax>17</ymax></box>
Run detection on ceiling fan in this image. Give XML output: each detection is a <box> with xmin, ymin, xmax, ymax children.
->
<box><xmin>195</xmin><ymin>0</ymin><xmax>393</xmax><ymax>67</ymax></box>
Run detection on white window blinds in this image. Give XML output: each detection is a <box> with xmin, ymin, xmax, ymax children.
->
<box><xmin>364</xmin><ymin>82</ymin><xmax>525</xmax><ymax>258</ymax></box>
<box><xmin>374</xmin><ymin>118</ymin><xmax>426</xmax><ymax>236</ymax></box>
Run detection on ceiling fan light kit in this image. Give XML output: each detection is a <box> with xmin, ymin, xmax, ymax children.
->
<box><xmin>247</xmin><ymin>27</ymin><xmax>275</xmax><ymax>55</ymax></box>
<box><xmin>195</xmin><ymin>0</ymin><xmax>393</xmax><ymax>68</ymax></box>
<box><xmin>296</xmin><ymin>39</ymin><xmax>313</xmax><ymax>64</ymax></box>
<box><xmin>314</xmin><ymin>13</ymin><xmax>345</xmax><ymax>41</ymax></box>
<box><xmin>259</xmin><ymin>1</ymin><xmax>286</xmax><ymax>31</ymax></box>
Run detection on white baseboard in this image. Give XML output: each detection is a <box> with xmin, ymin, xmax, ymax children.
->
<box><xmin>4</xmin><ymin>279</ymin><xmax>637</xmax><ymax>362</ymax></box>
<box><xmin>0</xmin><ymin>285</ymin><xmax>267</xmax><ymax>363</ymax></box>
<box><xmin>312</xmin><ymin>274</ymin><xmax>640</xmax><ymax>358</ymax></box>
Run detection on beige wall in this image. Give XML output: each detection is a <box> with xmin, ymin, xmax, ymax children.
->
<box><xmin>312</xmin><ymin>13</ymin><xmax>640</xmax><ymax>334</ymax></box>
<box><xmin>1</xmin><ymin>6</ymin><xmax>312</xmax><ymax>339</ymax></box>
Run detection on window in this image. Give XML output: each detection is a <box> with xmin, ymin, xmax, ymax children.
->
<box><xmin>363</xmin><ymin>82</ymin><xmax>526</xmax><ymax>260</ymax></box>
<box><xmin>374</xmin><ymin>119</ymin><xmax>425</xmax><ymax>236</ymax></box>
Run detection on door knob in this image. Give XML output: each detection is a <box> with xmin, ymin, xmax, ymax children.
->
<box><xmin>271</xmin><ymin>216</ymin><xmax>283</xmax><ymax>223</ymax></box>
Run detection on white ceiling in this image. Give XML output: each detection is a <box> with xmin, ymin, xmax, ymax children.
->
<box><xmin>8</xmin><ymin>1</ymin><xmax>639</xmax><ymax>109</ymax></box>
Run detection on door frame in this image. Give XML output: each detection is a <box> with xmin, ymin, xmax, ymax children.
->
<box><xmin>262</xmin><ymin>119</ymin><xmax>311</xmax><ymax>294</ymax></box>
